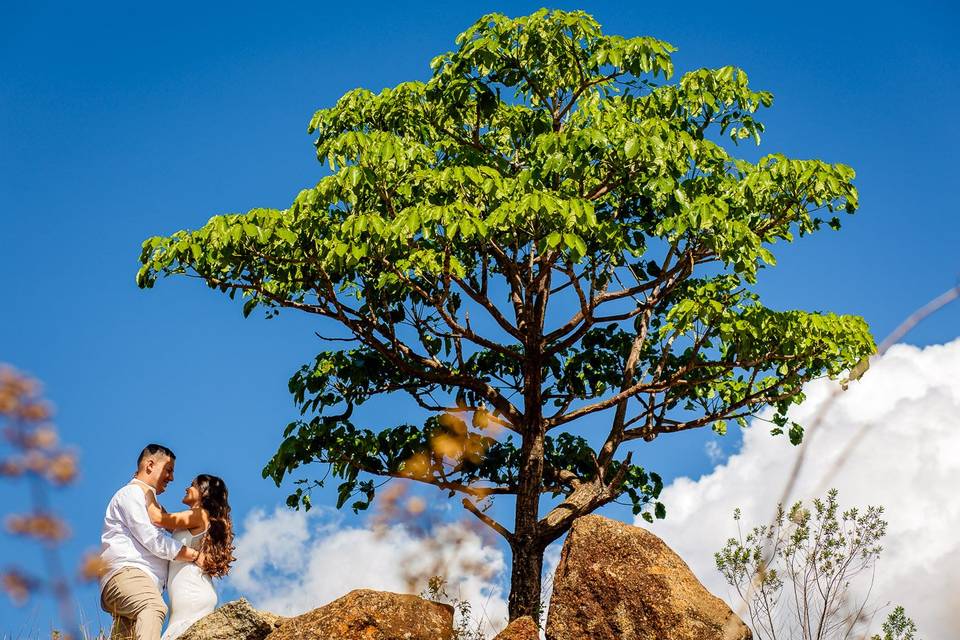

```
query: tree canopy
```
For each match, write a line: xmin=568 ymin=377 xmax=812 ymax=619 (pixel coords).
xmin=137 ymin=9 xmax=875 ymax=619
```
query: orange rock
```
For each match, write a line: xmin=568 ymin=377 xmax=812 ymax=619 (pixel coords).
xmin=266 ymin=589 xmax=453 ymax=640
xmin=493 ymin=616 xmax=539 ymax=639
xmin=546 ymin=515 xmax=751 ymax=640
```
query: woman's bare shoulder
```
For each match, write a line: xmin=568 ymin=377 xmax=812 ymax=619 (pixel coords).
xmin=193 ymin=506 xmax=211 ymax=533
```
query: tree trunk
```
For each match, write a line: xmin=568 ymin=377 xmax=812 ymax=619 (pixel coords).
xmin=509 ymin=423 xmax=545 ymax=620
xmin=508 ymin=260 xmax=550 ymax=621
xmin=508 ymin=535 xmax=544 ymax=621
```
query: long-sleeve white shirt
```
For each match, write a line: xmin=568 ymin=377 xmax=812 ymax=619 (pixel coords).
xmin=98 ymin=481 xmax=183 ymax=594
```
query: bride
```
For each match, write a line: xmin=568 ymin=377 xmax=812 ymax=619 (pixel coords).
xmin=146 ymin=474 xmax=235 ymax=640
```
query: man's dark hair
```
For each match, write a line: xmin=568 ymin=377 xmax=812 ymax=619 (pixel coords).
xmin=137 ymin=443 xmax=176 ymax=467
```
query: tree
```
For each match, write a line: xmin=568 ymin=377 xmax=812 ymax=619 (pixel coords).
xmin=137 ymin=10 xmax=875 ymax=619
xmin=715 ymin=490 xmax=913 ymax=640
xmin=872 ymin=607 xmax=920 ymax=640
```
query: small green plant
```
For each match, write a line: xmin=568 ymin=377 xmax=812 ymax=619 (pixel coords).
xmin=871 ymin=606 xmax=920 ymax=640
xmin=715 ymin=489 xmax=920 ymax=640
xmin=421 ymin=575 xmax=490 ymax=640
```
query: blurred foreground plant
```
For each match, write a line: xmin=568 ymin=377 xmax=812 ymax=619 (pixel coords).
xmin=373 ymin=483 xmax=507 ymax=635
xmin=0 ymin=366 xmax=103 ymax=638
xmin=716 ymin=489 xmax=920 ymax=640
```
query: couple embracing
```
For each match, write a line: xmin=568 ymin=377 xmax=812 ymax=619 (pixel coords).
xmin=98 ymin=444 xmax=235 ymax=640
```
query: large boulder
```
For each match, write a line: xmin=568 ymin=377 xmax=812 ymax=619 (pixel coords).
xmin=177 ymin=598 xmax=284 ymax=640
xmin=493 ymin=616 xmax=539 ymax=639
xmin=265 ymin=589 xmax=454 ymax=640
xmin=546 ymin=515 xmax=751 ymax=640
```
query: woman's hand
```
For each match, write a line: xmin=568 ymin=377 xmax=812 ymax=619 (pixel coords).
xmin=173 ymin=545 xmax=199 ymax=563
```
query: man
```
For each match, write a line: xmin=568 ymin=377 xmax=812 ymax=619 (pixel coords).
xmin=99 ymin=444 xmax=202 ymax=640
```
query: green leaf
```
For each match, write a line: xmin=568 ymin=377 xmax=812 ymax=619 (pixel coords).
xmin=789 ymin=422 xmax=804 ymax=446
xmin=277 ymin=229 xmax=298 ymax=244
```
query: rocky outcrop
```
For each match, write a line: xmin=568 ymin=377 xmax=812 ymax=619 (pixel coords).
xmin=546 ymin=515 xmax=751 ymax=640
xmin=177 ymin=598 xmax=284 ymax=640
xmin=493 ymin=616 xmax=539 ymax=639
xmin=265 ymin=589 xmax=454 ymax=640
xmin=174 ymin=518 xmax=751 ymax=640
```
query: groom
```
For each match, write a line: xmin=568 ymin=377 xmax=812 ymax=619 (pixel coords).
xmin=98 ymin=444 xmax=203 ymax=640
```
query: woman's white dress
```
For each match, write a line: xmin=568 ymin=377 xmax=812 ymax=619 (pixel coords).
xmin=161 ymin=529 xmax=216 ymax=640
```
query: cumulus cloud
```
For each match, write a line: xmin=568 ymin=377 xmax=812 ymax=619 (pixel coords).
xmin=229 ymin=506 xmax=510 ymax=635
xmin=644 ymin=338 xmax=960 ymax=638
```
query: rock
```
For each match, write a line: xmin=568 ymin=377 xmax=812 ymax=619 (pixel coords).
xmin=265 ymin=589 xmax=454 ymax=640
xmin=258 ymin=610 xmax=286 ymax=631
xmin=546 ymin=515 xmax=751 ymax=640
xmin=177 ymin=598 xmax=284 ymax=640
xmin=493 ymin=616 xmax=539 ymax=639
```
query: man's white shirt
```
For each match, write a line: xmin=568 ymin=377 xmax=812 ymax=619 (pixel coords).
xmin=99 ymin=481 xmax=182 ymax=594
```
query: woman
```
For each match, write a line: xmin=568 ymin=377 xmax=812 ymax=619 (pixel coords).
xmin=146 ymin=474 xmax=235 ymax=640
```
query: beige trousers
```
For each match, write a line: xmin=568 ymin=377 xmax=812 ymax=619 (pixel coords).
xmin=100 ymin=567 xmax=168 ymax=640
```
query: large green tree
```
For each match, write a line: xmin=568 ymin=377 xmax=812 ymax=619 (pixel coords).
xmin=138 ymin=10 xmax=874 ymax=620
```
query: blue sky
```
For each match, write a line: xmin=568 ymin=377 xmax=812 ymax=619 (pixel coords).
xmin=2 ymin=0 xmax=958 ymax=633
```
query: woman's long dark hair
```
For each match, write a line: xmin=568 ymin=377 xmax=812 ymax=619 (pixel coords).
xmin=194 ymin=474 xmax=235 ymax=578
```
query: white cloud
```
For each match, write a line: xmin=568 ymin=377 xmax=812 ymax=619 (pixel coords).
xmin=537 ymin=541 xmax=562 ymax=638
xmin=540 ymin=542 xmax=562 ymax=608
xmin=704 ymin=439 xmax=726 ymax=465
xmin=644 ymin=338 xmax=960 ymax=638
xmin=229 ymin=507 xmax=510 ymax=635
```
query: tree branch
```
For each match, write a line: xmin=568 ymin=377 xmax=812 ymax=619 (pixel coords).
xmin=462 ymin=498 xmax=514 ymax=543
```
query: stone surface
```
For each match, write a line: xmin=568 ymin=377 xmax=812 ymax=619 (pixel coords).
xmin=178 ymin=598 xmax=284 ymax=640
xmin=265 ymin=589 xmax=454 ymax=640
xmin=493 ymin=616 xmax=539 ymax=639
xmin=546 ymin=515 xmax=751 ymax=640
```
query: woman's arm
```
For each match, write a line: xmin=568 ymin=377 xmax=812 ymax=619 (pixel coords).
xmin=119 ymin=486 xmax=184 ymax=560
xmin=145 ymin=493 xmax=203 ymax=531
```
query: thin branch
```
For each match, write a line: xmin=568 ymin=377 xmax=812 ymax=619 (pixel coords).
xmin=461 ymin=497 xmax=514 ymax=543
